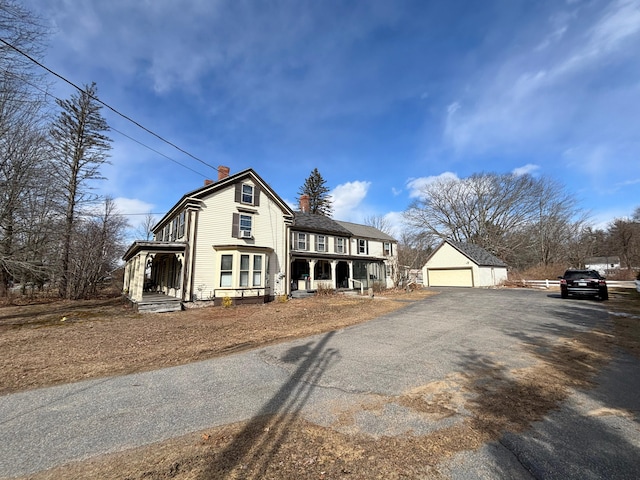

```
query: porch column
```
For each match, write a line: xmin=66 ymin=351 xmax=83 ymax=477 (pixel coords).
xmin=330 ymin=260 xmax=338 ymax=289
xmin=130 ymin=254 xmax=144 ymax=302
xmin=309 ymin=259 xmax=317 ymax=290
xmin=348 ymin=260 xmax=354 ymax=287
xmin=123 ymin=262 xmax=131 ymax=294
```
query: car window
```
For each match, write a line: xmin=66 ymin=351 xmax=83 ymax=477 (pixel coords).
xmin=564 ymin=271 xmax=598 ymax=280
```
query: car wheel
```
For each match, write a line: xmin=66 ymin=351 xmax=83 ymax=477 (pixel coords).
xmin=599 ymin=288 xmax=608 ymax=301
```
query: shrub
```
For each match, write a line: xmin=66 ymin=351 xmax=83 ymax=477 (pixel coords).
xmin=315 ymin=283 xmax=335 ymax=296
xmin=221 ymin=296 xmax=233 ymax=308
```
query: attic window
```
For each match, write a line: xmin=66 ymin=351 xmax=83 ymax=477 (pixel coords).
xmin=242 ymin=184 xmax=254 ymax=204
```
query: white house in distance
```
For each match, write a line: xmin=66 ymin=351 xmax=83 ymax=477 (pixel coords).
xmin=122 ymin=167 xmax=397 ymax=310
xmin=584 ymin=256 xmax=621 ymax=275
xmin=422 ymin=240 xmax=508 ymax=288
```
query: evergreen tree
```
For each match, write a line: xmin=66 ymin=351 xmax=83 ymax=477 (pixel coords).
xmin=297 ymin=168 xmax=333 ymax=216
xmin=49 ymin=82 xmax=112 ymax=298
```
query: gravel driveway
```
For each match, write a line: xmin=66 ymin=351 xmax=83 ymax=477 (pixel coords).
xmin=1 ymin=288 xmax=638 ymax=478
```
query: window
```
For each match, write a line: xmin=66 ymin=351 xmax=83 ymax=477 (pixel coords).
xmin=171 ymin=217 xmax=178 ymax=241
xmin=296 ymin=233 xmax=307 ymax=250
xmin=220 ymin=255 xmax=233 ymax=287
xmin=241 ymin=184 xmax=254 ymax=204
xmin=240 ymin=214 xmax=252 ymax=235
xmin=163 ymin=225 xmax=170 ymax=241
xmin=240 ymin=254 xmax=250 ymax=287
xmin=335 ymin=237 xmax=345 ymax=254
xmin=253 ymin=255 xmax=262 ymax=286
xmin=358 ymin=239 xmax=368 ymax=254
xmin=316 ymin=235 xmax=326 ymax=252
xmin=384 ymin=242 xmax=391 ymax=256
xmin=178 ymin=211 xmax=186 ymax=238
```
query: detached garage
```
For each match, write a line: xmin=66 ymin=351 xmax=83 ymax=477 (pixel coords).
xmin=422 ymin=240 xmax=508 ymax=288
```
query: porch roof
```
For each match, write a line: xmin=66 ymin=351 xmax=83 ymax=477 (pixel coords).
xmin=122 ymin=241 xmax=186 ymax=261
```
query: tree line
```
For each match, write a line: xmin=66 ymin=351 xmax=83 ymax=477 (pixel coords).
xmin=298 ymin=166 xmax=640 ymax=283
xmin=1 ymin=1 xmax=126 ymax=299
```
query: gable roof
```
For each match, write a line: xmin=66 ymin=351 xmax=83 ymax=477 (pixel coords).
xmin=336 ymin=221 xmax=396 ymax=242
xmin=293 ymin=212 xmax=353 ymax=236
xmin=437 ymin=240 xmax=507 ymax=267
xmin=154 ymin=168 xmax=294 ymax=231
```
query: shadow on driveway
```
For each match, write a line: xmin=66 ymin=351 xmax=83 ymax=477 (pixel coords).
xmin=200 ymin=331 xmax=339 ymax=478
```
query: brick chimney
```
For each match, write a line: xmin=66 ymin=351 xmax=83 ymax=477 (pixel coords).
xmin=204 ymin=179 xmax=214 ymax=186
xmin=218 ymin=165 xmax=230 ymax=181
xmin=300 ymin=194 xmax=310 ymax=213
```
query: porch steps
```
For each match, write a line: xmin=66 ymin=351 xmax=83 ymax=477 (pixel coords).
xmin=134 ymin=293 xmax=183 ymax=313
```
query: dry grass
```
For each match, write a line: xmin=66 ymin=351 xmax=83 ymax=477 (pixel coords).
xmin=7 ymin=288 xmax=640 ymax=480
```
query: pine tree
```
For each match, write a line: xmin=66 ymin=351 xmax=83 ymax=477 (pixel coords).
xmin=297 ymin=168 xmax=333 ymax=216
xmin=49 ymin=82 xmax=112 ymax=298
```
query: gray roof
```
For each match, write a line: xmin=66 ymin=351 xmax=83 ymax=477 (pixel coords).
xmin=446 ymin=240 xmax=507 ymax=267
xmin=293 ymin=212 xmax=353 ymax=236
xmin=335 ymin=221 xmax=396 ymax=242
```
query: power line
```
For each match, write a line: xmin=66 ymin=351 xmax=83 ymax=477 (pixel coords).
xmin=0 ymin=36 xmax=219 ymax=174
xmin=5 ymin=67 xmax=210 ymax=178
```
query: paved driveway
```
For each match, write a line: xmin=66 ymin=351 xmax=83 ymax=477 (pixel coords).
xmin=1 ymin=288 xmax=639 ymax=478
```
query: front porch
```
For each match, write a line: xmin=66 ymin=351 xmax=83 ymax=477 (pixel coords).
xmin=290 ymin=257 xmax=387 ymax=292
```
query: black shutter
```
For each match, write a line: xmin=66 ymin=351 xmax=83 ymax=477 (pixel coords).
xmin=254 ymin=186 xmax=260 ymax=206
xmin=232 ymin=213 xmax=239 ymax=238
xmin=234 ymin=183 xmax=242 ymax=203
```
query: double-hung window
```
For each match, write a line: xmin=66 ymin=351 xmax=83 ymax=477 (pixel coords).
xmin=220 ymin=255 xmax=233 ymax=287
xmin=358 ymin=239 xmax=368 ymax=254
xmin=384 ymin=242 xmax=391 ymax=256
xmin=296 ymin=233 xmax=307 ymax=250
xmin=241 ymin=184 xmax=254 ymax=204
xmin=240 ymin=214 xmax=252 ymax=235
xmin=178 ymin=212 xmax=186 ymax=238
xmin=253 ymin=255 xmax=262 ymax=286
xmin=335 ymin=237 xmax=345 ymax=254
xmin=239 ymin=254 xmax=250 ymax=287
xmin=316 ymin=235 xmax=326 ymax=252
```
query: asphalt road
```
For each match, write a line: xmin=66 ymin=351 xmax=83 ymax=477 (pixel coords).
xmin=1 ymin=288 xmax=639 ymax=478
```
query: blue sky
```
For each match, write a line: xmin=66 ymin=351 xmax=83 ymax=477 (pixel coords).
xmin=23 ymin=0 xmax=640 ymax=237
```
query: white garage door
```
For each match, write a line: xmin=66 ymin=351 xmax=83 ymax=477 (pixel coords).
xmin=427 ymin=268 xmax=473 ymax=287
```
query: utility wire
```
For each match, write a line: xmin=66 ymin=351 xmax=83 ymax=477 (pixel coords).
xmin=0 ymin=36 xmax=219 ymax=174
xmin=5 ymin=67 xmax=210 ymax=179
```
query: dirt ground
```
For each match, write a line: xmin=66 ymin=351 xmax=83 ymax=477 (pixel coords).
xmin=3 ymin=288 xmax=640 ymax=479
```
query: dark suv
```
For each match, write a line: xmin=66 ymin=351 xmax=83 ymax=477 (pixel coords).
xmin=559 ymin=269 xmax=608 ymax=300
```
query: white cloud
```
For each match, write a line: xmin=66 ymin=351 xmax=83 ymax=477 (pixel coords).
xmin=444 ymin=0 xmax=640 ymax=156
xmin=113 ymin=197 xmax=156 ymax=216
xmin=381 ymin=211 xmax=405 ymax=238
xmin=329 ymin=181 xmax=371 ymax=221
xmin=512 ymin=164 xmax=540 ymax=176
xmin=406 ymin=172 xmax=459 ymax=198
xmin=392 ymin=187 xmax=403 ymax=196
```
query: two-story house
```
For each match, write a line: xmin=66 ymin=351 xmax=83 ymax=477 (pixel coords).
xmin=122 ymin=167 xmax=397 ymax=309
xmin=290 ymin=198 xmax=396 ymax=292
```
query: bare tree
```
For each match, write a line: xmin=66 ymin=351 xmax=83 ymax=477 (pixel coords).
xmin=0 ymin=0 xmax=51 ymax=296
xmin=49 ymin=82 xmax=112 ymax=298
xmin=404 ymin=172 xmax=584 ymax=270
xmin=135 ymin=212 xmax=158 ymax=241
xmin=66 ymin=198 xmax=128 ymax=299
xmin=608 ymin=218 xmax=640 ymax=271
xmin=363 ymin=214 xmax=393 ymax=235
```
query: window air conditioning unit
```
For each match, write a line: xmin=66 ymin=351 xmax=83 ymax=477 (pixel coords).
xmin=240 ymin=230 xmax=252 ymax=239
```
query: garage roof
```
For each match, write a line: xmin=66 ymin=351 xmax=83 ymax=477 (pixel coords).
xmin=441 ymin=240 xmax=507 ymax=267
